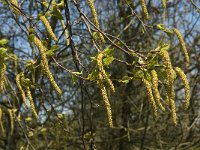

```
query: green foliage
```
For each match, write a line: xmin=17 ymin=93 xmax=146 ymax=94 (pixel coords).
xmin=71 ymin=71 xmax=82 ymax=84
xmin=103 ymin=56 xmax=114 ymax=67
xmin=46 ymin=45 xmax=60 ymax=57
xmin=119 ymin=76 xmax=133 ymax=83
xmin=53 ymin=6 xmax=63 ymax=20
xmin=0 ymin=39 xmax=8 ymax=46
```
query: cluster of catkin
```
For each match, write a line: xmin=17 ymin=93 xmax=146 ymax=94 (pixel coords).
xmin=143 ymin=69 xmax=166 ymax=118
xmin=16 ymin=73 xmax=39 ymax=119
xmin=42 ymin=0 xmax=70 ymax=46
xmin=144 ymin=45 xmax=190 ymax=125
xmin=158 ymin=48 xmax=177 ymax=124
xmin=96 ymin=52 xmax=115 ymax=127
xmin=144 ymin=28 xmax=190 ymax=124
xmin=143 ymin=65 xmax=190 ymax=125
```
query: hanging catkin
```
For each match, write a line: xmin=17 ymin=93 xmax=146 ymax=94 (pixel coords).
xmin=97 ymin=77 xmax=113 ymax=128
xmin=143 ymin=78 xmax=157 ymax=118
xmin=33 ymin=37 xmax=62 ymax=95
xmin=40 ymin=15 xmax=58 ymax=42
xmin=87 ymin=0 xmax=105 ymax=43
xmin=175 ymin=67 xmax=190 ymax=109
xmin=139 ymin=0 xmax=149 ymax=19
xmin=159 ymin=48 xmax=177 ymax=124
xmin=96 ymin=53 xmax=114 ymax=127
xmin=60 ymin=20 xmax=70 ymax=46
xmin=173 ymin=28 xmax=189 ymax=63
xmin=97 ymin=53 xmax=115 ymax=93
xmin=159 ymin=48 xmax=176 ymax=100
xmin=26 ymin=86 xmax=39 ymax=119
xmin=16 ymin=73 xmax=28 ymax=109
xmin=8 ymin=109 xmax=14 ymax=135
xmin=0 ymin=63 xmax=6 ymax=92
xmin=162 ymin=0 xmax=166 ymax=9
xmin=0 ymin=108 xmax=5 ymax=134
xmin=151 ymin=70 xmax=165 ymax=111
xmin=9 ymin=0 xmax=20 ymax=17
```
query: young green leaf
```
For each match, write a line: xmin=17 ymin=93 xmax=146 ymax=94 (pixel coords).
xmin=103 ymin=56 xmax=114 ymax=67
xmin=53 ymin=6 xmax=63 ymax=20
xmin=0 ymin=39 xmax=8 ymax=46
xmin=103 ymin=47 xmax=114 ymax=56
xmin=119 ymin=76 xmax=133 ymax=84
xmin=50 ymin=45 xmax=60 ymax=51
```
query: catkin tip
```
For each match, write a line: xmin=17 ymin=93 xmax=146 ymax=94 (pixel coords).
xmin=169 ymin=98 xmax=177 ymax=125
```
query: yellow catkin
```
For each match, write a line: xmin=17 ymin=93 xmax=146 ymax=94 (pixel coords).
xmin=10 ymin=0 xmax=18 ymax=7
xmin=175 ymin=67 xmax=190 ymax=109
xmin=39 ymin=15 xmax=58 ymax=42
xmin=8 ymin=109 xmax=14 ymax=135
xmin=173 ymin=28 xmax=189 ymax=63
xmin=159 ymin=48 xmax=176 ymax=99
xmin=162 ymin=0 xmax=166 ymax=9
xmin=159 ymin=48 xmax=177 ymax=124
xmin=16 ymin=73 xmax=28 ymax=109
xmin=165 ymin=79 xmax=177 ymax=125
xmin=158 ymin=49 xmax=173 ymax=73
xmin=13 ymin=55 xmax=18 ymax=73
xmin=143 ymin=78 xmax=157 ymax=118
xmin=26 ymin=86 xmax=39 ymax=119
xmin=139 ymin=0 xmax=149 ymax=19
xmin=0 ymin=108 xmax=5 ymax=134
xmin=97 ymin=74 xmax=113 ymax=128
xmin=0 ymin=63 xmax=6 ymax=91
xmin=87 ymin=0 xmax=105 ymax=43
xmin=33 ymin=37 xmax=62 ymax=95
xmin=170 ymin=84 xmax=177 ymax=125
xmin=165 ymin=91 xmax=170 ymax=105
xmin=60 ymin=20 xmax=70 ymax=46
xmin=9 ymin=0 xmax=19 ymax=17
xmin=97 ymin=53 xmax=115 ymax=93
xmin=151 ymin=70 xmax=165 ymax=111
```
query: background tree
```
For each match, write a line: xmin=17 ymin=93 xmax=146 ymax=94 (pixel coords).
xmin=0 ymin=0 xmax=200 ymax=150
